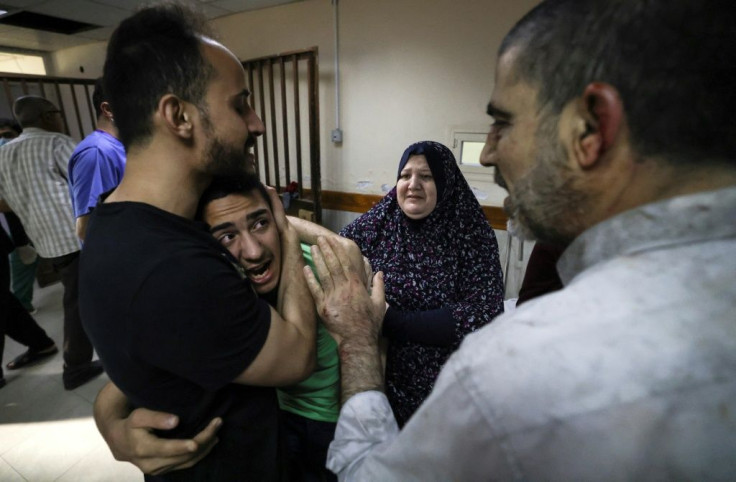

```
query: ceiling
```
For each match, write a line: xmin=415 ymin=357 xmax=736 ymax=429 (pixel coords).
xmin=0 ymin=0 xmax=302 ymax=53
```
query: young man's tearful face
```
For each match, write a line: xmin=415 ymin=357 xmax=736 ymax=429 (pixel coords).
xmin=205 ymin=191 xmax=282 ymax=295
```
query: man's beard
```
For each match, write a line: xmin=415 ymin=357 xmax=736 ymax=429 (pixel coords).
xmin=504 ymin=114 xmax=589 ymax=246
xmin=200 ymin=109 xmax=253 ymax=178
xmin=204 ymin=136 xmax=250 ymax=177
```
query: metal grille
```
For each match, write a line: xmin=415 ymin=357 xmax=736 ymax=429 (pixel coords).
xmin=0 ymin=73 xmax=96 ymax=141
xmin=243 ymin=47 xmax=321 ymax=223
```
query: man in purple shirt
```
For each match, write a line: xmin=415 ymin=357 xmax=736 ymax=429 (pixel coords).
xmin=68 ymin=77 xmax=126 ymax=241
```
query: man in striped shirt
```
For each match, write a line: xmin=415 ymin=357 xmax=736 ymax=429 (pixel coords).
xmin=0 ymin=95 xmax=103 ymax=390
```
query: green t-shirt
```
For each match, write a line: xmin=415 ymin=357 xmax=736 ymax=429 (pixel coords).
xmin=276 ymin=243 xmax=340 ymax=422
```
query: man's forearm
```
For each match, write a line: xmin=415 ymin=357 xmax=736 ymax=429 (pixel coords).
xmin=94 ymin=382 xmax=132 ymax=446
xmin=338 ymin=339 xmax=384 ymax=403
xmin=287 ymin=215 xmax=334 ymax=245
xmin=76 ymin=215 xmax=90 ymax=241
xmin=289 ymin=216 xmax=370 ymax=285
xmin=278 ymin=225 xmax=317 ymax=346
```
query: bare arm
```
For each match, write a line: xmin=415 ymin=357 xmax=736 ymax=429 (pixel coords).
xmin=76 ymin=215 xmax=90 ymax=241
xmin=289 ymin=215 xmax=371 ymax=287
xmin=232 ymin=187 xmax=317 ymax=386
xmin=93 ymin=382 xmax=221 ymax=475
xmin=305 ymin=236 xmax=386 ymax=403
xmin=287 ymin=215 xmax=336 ymax=245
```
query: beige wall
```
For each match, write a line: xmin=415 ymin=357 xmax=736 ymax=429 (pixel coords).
xmin=48 ymin=0 xmax=540 ymax=206
xmin=48 ymin=42 xmax=106 ymax=80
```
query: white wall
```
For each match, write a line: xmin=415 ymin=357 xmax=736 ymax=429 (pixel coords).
xmin=48 ymin=0 xmax=540 ymax=206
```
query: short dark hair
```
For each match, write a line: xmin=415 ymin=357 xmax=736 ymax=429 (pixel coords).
xmin=91 ymin=77 xmax=107 ymax=119
xmin=12 ymin=96 xmax=58 ymax=128
xmin=0 ymin=117 xmax=21 ymax=135
xmin=500 ymin=0 xmax=736 ymax=166
xmin=103 ymin=2 xmax=215 ymax=150
xmin=196 ymin=173 xmax=272 ymax=222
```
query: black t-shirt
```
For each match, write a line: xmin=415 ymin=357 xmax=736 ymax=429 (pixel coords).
xmin=80 ymin=201 xmax=283 ymax=481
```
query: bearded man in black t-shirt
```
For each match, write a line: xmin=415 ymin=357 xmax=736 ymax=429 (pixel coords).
xmin=79 ymin=4 xmax=322 ymax=481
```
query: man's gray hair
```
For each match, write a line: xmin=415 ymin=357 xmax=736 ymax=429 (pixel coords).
xmin=500 ymin=0 xmax=736 ymax=167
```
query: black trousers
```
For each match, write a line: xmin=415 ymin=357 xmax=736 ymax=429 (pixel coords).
xmin=1 ymin=248 xmax=55 ymax=378
xmin=48 ymin=251 xmax=94 ymax=369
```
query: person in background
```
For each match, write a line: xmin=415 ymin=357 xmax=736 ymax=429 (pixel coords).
xmin=339 ymin=140 xmax=505 ymax=426
xmin=1 ymin=212 xmax=57 ymax=389
xmin=68 ymin=77 xmax=126 ymax=241
xmin=0 ymin=117 xmax=20 ymax=144
xmin=302 ymin=0 xmax=736 ymax=479
xmin=514 ymin=242 xmax=564 ymax=306
xmin=0 ymin=118 xmax=39 ymax=314
xmin=0 ymin=97 xmax=102 ymax=391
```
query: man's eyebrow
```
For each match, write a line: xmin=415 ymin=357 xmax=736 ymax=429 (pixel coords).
xmin=234 ymin=89 xmax=251 ymax=100
xmin=209 ymin=221 xmax=234 ymax=233
xmin=245 ymin=208 xmax=269 ymax=221
xmin=486 ymin=102 xmax=512 ymax=119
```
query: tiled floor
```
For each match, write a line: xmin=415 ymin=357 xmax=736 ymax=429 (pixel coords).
xmin=1 ymin=281 xmax=141 ymax=481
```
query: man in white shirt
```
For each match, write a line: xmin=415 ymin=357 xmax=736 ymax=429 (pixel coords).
xmin=307 ymin=0 xmax=736 ymax=479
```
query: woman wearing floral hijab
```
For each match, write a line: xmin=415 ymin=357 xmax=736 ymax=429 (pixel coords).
xmin=340 ymin=140 xmax=505 ymax=426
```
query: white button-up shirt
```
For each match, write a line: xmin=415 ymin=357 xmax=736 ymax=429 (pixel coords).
xmin=327 ymin=186 xmax=736 ymax=481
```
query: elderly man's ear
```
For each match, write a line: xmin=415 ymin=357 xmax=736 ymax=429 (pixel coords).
xmin=571 ymin=82 xmax=624 ymax=169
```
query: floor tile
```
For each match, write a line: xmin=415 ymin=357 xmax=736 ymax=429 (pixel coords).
xmin=57 ymin=444 xmax=142 ymax=482
xmin=1 ymin=281 xmax=140 ymax=481
xmin=2 ymin=418 xmax=101 ymax=481
xmin=0 ymin=456 xmax=25 ymax=482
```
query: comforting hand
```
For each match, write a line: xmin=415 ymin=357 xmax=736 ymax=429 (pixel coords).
xmin=305 ymin=236 xmax=385 ymax=344
xmin=305 ymin=236 xmax=387 ymax=402
xmin=105 ymin=408 xmax=222 ymax=475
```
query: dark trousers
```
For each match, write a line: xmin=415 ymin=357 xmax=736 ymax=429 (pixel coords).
xmin=283 ymin=410 xmax=338 ymax=482
xmin=1 ymin=250 xmax=55 ymax=378
xmin=48 ymin=251 xmax=94 ymax=369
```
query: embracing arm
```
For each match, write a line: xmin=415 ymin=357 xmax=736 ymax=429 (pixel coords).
xmin=287 ymin=215 xmax=335 ymax=245
xmin=93 ymin=382 xmax=221 ymax=475
xmin=232 ymin=188 xmax=317 ymax=387
xmin=288 ymin=215 xmax=370 ymax=286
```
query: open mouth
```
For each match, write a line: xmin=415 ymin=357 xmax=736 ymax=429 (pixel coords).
xmin=246 ymin=261 xmax=272 ymax=283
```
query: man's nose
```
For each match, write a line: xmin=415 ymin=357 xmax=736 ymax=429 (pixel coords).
xmin=239 ymin=235 xmax=263 ymax=261
xmin=247 ymin=110 xmax=265 ymax=138
xmin=479 ymin=131 xmax=497 ymax=166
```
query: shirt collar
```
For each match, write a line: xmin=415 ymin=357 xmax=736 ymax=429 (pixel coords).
xmin=557 ymin=186 xmax=736 ymax=285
